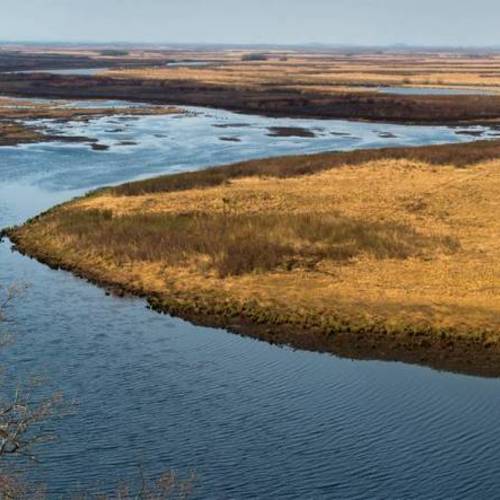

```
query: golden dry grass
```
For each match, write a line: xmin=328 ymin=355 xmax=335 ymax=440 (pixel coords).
xmin=105 ymin=52 xmax=500 ymax=93
xmin=9 ymin=156 xmax=500 ymax=340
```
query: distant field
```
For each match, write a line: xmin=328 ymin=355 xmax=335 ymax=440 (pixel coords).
xmin=2 ymin=49 xmax=500 ymax=124
xmin=6 ymin=140 xmax=500 ymax=376
xmin=104 ymin=52 xmax=500 ymax=93
xmin=3 ymin=46 xmax=500 ymax=92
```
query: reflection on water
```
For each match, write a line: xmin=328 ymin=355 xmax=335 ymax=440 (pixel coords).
xmin=1 ymin=103 xmax=500 ymax=498
xmin=9 ymin=67 xmax=110 ymax=76
xmin=378 ymin=86 xmax=498 ymax=96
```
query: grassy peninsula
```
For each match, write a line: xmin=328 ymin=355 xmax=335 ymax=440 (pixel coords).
xmin=4 ymin=140 xmax=500 ymax=376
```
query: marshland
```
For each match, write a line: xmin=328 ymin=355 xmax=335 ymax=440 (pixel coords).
xmin=2 ymin=18 xmax=500 ymax=499
xmin=2 ymin=49 xmax=500 ymax=124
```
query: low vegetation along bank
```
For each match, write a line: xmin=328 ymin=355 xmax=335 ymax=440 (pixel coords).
xmin=4 ymin=141 xmax=500 ymax=376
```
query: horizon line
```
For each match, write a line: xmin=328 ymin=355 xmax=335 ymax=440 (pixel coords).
xmin=1 ymin=40 xmax=500 ymax=51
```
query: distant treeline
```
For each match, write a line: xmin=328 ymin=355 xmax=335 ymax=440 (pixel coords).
xmin=241 ymin=53 xmax=268 ymax=61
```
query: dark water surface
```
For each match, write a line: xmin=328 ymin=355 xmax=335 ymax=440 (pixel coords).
xmin=1 ymin=103 xmax=500 ymax=498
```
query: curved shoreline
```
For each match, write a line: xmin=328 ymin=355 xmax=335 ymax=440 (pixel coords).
xmin=3 ymin=232 xmax=499 ymax=379
xmin=0 ymin=231 xmax=497 ymax=379
xmin=4 ymin=140 xmax=500 ymax=378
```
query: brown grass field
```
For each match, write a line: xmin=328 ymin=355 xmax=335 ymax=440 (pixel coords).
xmin=5 ymin=140 xmax=500 ymax=376
xmin=105 ymin=51 xmax=500 ymax=93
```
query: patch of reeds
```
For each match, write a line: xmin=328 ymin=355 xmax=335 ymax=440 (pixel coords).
xmin=51 ymin=209 xmax=459 ymax=277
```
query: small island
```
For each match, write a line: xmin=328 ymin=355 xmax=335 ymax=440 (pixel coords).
xmin=4 ymin=139 xmax=500 ymax=377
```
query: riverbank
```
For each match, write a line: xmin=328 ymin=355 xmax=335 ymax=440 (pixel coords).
xmin=4 ymin=140 xmax=500 ymax=377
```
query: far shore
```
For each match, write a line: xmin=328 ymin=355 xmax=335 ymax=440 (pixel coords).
xmin=2 ymin=49 xmax=500 ymax=127
xmin=4 ymin=140 xmax=500 ymax=377
xmin=2 ymin=72 xmax=500 ymax=126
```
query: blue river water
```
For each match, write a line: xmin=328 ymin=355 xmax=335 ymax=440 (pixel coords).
xmin=377 ymin=86 xmax=497 ymax=96
xmin=1 ymin=102 xmax=499 ymax=498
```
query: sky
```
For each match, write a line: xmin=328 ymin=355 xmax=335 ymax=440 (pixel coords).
xmin=1 ymin=0 xmax=499 ymax=47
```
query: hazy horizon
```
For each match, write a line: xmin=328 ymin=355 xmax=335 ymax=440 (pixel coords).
xmin=1 ymin=0 xmax=499 ymax=47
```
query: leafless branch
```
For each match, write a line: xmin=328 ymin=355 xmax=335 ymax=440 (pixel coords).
xmin=0 ymin=283 xmax=64 ymax=462
xmin=0 ymin=388 xmax=63 ymax=459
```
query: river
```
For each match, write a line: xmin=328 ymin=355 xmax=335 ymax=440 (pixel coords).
xmin=1 ymin=102 xmax=500 ymax=498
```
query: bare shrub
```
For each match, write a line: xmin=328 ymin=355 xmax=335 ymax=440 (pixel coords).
xmin=0 ymin=285 xmax=64 ymax=499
